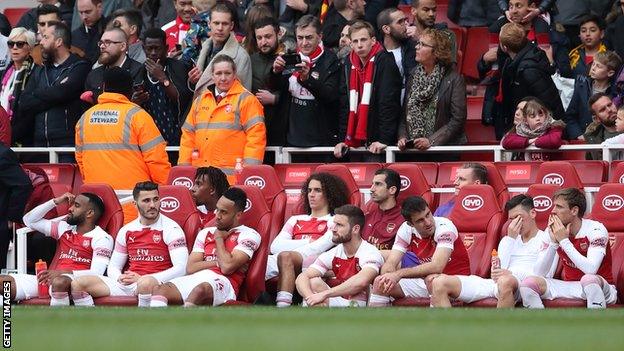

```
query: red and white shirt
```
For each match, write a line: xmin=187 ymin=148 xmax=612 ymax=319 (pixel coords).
xmin=22 ymin=200 xmax=113 ymax=277
xmin=362 ymin=204 xmax=404 ymax=250
xmin=392 ymin=217 xmax=470 ymax=275
xmin=162 ymin=16 xmax=190 ymax=52
xmin=270 ymin=214 xmax=334 ymax=256
xmin=109 ymin=214 xmax=188 ymax=283
xmin=192 ymin=225 xmax=261 ymax=295
xmin=309 ymin=240 xmax=383 ymax=301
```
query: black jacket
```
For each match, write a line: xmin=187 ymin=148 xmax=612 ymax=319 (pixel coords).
xmin=338 ymin=50 xmax=402 ymax=146
xmin=564 ymin=75 xmax=613 ymax=140
xmin=501 ymin=42 xmax=565 ymax=130
xmin=0 ymin=144 xmax=32 ymax=225
xmin=19 ymin=53 xmax=91 ymax=147
xmin=85 ymin=57 xmax=146 ymax=102
xmin=321 ymin=7 xmax=348 ymax=50
xmin=606 ymin=15 xmax=624 ymax=62
xmin=251 ymin=51 xmax=281 ymax=146
xmin=71 ymin=18 xmax=106 ymax=63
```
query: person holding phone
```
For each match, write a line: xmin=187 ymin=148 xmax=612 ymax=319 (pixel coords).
xmin=161 ymin=0 xmax=195 ymax=57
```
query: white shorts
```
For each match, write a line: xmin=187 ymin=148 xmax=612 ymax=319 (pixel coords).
xmin=265 ymin=253 xmax=319 ymax=281
xmin=9 ymin=273 xmax=75 ymax=301
xmin=543 ymin=278 xmax=618 ymax=304
xmin=328 ymin=297 xmax=367 ymax=307
xmin=398 ymin=278 xmax=429 ymax=298
xmin=456 ymin=275 xmax=521 ymax=303
xmin=100 ymin=275 xmax=138 ymax=297
xmin=169 ymin=270 xmax=235 ymax=306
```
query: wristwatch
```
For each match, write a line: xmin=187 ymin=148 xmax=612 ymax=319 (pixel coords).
xmin=162 ymin=79 xmax=171 ymax=87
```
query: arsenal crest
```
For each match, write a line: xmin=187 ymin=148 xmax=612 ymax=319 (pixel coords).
xmin=82 ymin=239 xmax=90 ymax=248
xmin=225 ymin=104 xmax=232 ymax=113
xmin=462 ymin=234 xmax=474 ymax=249
xmin=386 ymin=223 xmax=396 ymax=233
xmin=580 ymin=241 xmax=588 ymax=251
xmin=317 ymin=223 xmax=327 ymax=232
xmin=153 ymin=233 xmax=162 ymax=243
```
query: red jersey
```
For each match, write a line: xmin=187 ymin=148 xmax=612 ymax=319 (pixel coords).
xmin=162 ymin=16 xmax=190 ymax=52
xmin=362 ymin=204 xmax=404 ymax=250
xmin=51 ymin=223 xmax=113 ymax=271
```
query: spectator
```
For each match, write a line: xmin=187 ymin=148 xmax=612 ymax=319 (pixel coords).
xmin=606 ymin=1 xmax=624 ymax=60
xmin=434 ymin=162 xmax=487 ymax=217
xmin=502 ymin=97 xmax=565 ymax=161
xmin=336 ymin=22 xmax=352 ymax=60
xmin=192 ymin=3 xmax=252 ymax=95
xmin=71 ymin=0 xmax=105 ymax=62
xmin=162 ymin=0 xmax=196 ymax=56
xmin=278 ymin=0 xmax=324 ymax=28
xmin=134 ymin=28 xmax=193 ymax=150
xmin=110 ymin=8 xmax=147 ymax=63
xmin=407 ymin=0 xmax=456 ymax=60
xmin=0 ymin=13 xmax=11 ymax=37
xmin=142 ymin=0 xmax=177 ymax=31
xmin=28 ymin=5 xmax=86 ymax=65
xmin=449 ymin=0 xmax=502 ymax=27
xmin=554 ymin=0 xmax=591 ymax=48
xmin=377 ymin=7 xmax=415 ymax=101
xmin=71 ymin=0 xmax=133 ymax=31
xmin=498 ymin=0 xmax=554 ymax=23
xmin=272 ymin=15 xmax=341 ymax=152
xmin=0 ymin=28 xmax=36 ymax=146
xmin=321 ymin=0 xmax=365 ymax=50
xmin=243 ymin=4 xmax=274 ymax=55
xmin=498 ymin=22 xmax=564 ymax=139
xmin=180 ymin=0 xmax=214 ymax=64
xmin=569 ymin=15 xmax=607 ymax=78
xmin=179 ymin=55 xmax=266 ymax=184
xmin=334 ymin=20 xmax=401 ymax=162
xmin=586 ymin=93 xmax=623 ymax=160
xmin=564 ymin=51 xmax=622 ymax=140
xmin=16 ymin=0 xmax=73 ymax=33
xmin=19 ymin=21 xmax=90 ymax=163
xmin=83 ymin=28 xmax=145 ymax=104
xmin=601 ymin=105 xmax=624 ymax=160
xmin=397 ymin=28 xmax=466 ymax=160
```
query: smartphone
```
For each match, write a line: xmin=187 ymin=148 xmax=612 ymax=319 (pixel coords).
xmin=175 ymin=43 xmax=182 ymax=51
xmin=405 ymin=139 xmax=415 ymax=148
xmin=283 ymin=53 xmax=302 ymax=66
xmin=132 ymin=82 xmax=145 ymax=92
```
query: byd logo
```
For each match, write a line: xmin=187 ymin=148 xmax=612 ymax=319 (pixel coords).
xmin=462 ymin=195 xmax=483 ymax=211
xmin=160 ymin=196 xmax=180 ymax=213
xmin=400 ymin=176 xmax=411 ymax=190
xmin=602 ymin=195 xmax=624 ymax=211
xmin=245 ymin=176 xmax=266 ymax=189
xmin=172 ymin=177 xmax=193 ymax=189
xmin=542 ymin=173 xmax=564 ymax=186
xmin=244 ymin=199 xmax=252 ymax=212
xmin=533 ymin=195 xmax=553 ymax=212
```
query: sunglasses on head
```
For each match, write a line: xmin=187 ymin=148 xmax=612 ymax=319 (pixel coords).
xmin=7 ymin=41 xmax=28 ymax=49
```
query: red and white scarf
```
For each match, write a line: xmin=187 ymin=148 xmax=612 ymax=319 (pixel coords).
xmin=345 ymin=41 xmax=383 ymax=147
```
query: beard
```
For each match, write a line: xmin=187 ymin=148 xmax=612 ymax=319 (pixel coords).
xmin=98 ymin=51 xmax=121 ymax=66
xmin=66 ymin=213 xmax=84 ymax=226
xmin=41 ymin=46 xmax=55 ymax=63
xmin=138 ymin=207 xmax=159 ymax=221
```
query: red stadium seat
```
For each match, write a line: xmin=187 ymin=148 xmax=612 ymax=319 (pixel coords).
xmin=526 ymin=184 xmax=560 ymax=229
xmin=23 ymin=163 xmax=80 ymax=193
xmin=3 ymin=8 xmax=29 ymax=27
xmin=335 ymin=162 xmax=382 ymax=189
xmin=237 ymin=165 xmax=287 ymax=242
xmin=385 ymin=163 xmax=434 ymax=207
xmin=535 ymin=161 xmax=583 ymax=189
xmin=495 ymin=161 xmax=541 ymax=189
xmin=609 ymin=161 xmax=624 ymax=183
xmin=158 ymin=185 xmax=202 ymax=251
xmin=436 ymin=162 xmax=508 ymax=210
xmin=315 ymin=164 xmax=362 ymax=208
xmin=435 ymin=4 xmax=458 ymax=28
xmin=450 ymin=27 xmax=466 ymax=55
xmin=273 ymin=163 xmax=321 ymax=219
xmin=166 ymin=165 xmax=197 ymax=189
xmin=461 ymin=27 xmax=489 ymax=81
xmin=466 ymin=96 xmax=483 ymax=121
xmin=571 ymin=161 xmax=608 ymax=187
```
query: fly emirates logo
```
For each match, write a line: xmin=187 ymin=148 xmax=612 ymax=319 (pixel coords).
xmin=130 ymin=249 xmax=166 ymax=262
xmin=59 ymin=248 xmax=92 ymax=263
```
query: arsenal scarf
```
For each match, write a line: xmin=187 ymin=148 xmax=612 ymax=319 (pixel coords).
xmin=292 ymin=44 xmax=324 ymax=80
xmin=345 ymin=41 xmax=383 ymax=147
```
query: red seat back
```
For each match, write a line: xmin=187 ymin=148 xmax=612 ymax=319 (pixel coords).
xmin=609 ymin=161 xmax=624 ymax=183
xmin=315 ymin=164 xmax=362 ymax=207
xmin=448 ymin=185 xmax=503 ymax=277
xmin=237 ymin=165 xmax=286 ymax=241
xmin=535 ymin=161 xmax=583 ymax=189
xmin=79 ymin=183 xmax=124 ymax=238
xmin=466 ymin=96 xmax=483 ymax=121
xmin=526 ymin=184 xmax=560 ymax=229
xmin=495 ymin=161 xmax=541 ymax=189
xmin=273 ymin=163 xmax=321 ymax=220
xmin=461 ymin=27 xmax=489 ymax=81
xmin=23 ymin=163 xmax=78 ymax=192
xmin=236 ymin=185 xmax=271 ymax=303
xmin=571 ymin=160 xmax=608 ymax=187
xmin=3 ymin=8 xmax=30 ymax=26
xmin=450 ymin=27 xmax=466 ymax=55
xmin=158 ymin=185 xmax=202 ymax=252
xmin=386 ymin=163 xmax=433 ymax=207
xmin=334 ymin=162 xmax=382 ymax=189
xmin=166 ymin=165 xmax=198 ymax=189
xmin=437 ymin=162 xmax=508 ymax=210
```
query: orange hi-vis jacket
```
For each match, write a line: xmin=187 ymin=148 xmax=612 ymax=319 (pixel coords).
xmin=75 ymin=93 xmax=171 ymax=222
xmin=179 ymin=79 xmax=266 ymax=184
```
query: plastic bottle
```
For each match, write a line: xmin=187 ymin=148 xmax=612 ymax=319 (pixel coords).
xmin=491 ymin=249 xmax=501 ymax=271
xmin=234 ymin=158 xmax=243 ymax=183
xmin=35 ymin=259 xmax=50 ymax=298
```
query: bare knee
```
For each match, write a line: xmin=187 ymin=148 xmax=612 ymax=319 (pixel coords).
xmin=580 ymin=274 xmax=602 ymax=288
xmin=187 ymin=283 xmax=214 ymax=305
xmin=310 ymin=277 xmax=327 ymax=292
xmin=277 ymin=251 xmax=296 ymax=270
xmin=431 ymin=275 xmax=452 ymax=296
xmin=520 ymin=276 xmax=546 ymax=295
xmin=51 ymin=276 xmax=72 ymax=292
xmin=137 ymin=276 xmax=159 ymax=294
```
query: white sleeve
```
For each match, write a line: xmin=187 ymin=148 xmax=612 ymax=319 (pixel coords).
xmin=73 ymin=234 xmax=114 ymax=278
xmin=497 ymin=236 xmax=516 ymax=269
xmin=433 ymin=225 xmax=458 ymax=250
xmin=22 ymin=200 xmax=69 ymax=239
xmin=233 ymin=229 xmax=261 ymax=259
xmin=107 ymin=230 xmax=128 ymax=281
xmin=360 ymin=248 xmax=384 ymax=274
xmin=308 ymin=249 xmax=335 ymax=275
xmin=191 ymin=229 xmax=209 ymax=254
xmin=295 ymin=230 xmax=335 ymax=257
xmin=602 ymin=134 xmax=624 ymax=145
xmin=391 ymin=222 xmax=413 ymax=253
xmin=533 ymin=230 xmax=559 ymax=276
xmin=270 ymin=217 xmax=309 ymax=254
xmin=559 ymin=226 xmax=608 ymax=274
xmin=148 ymin=226 xmax=189 ymax=283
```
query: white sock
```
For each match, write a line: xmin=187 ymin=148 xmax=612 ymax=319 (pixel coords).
xmin=138 ymin=294 xmax=152 ymax=307
xmin=583 ymin=283 xmax=606 ymax=309
xmin=50 ymin=292 xmax=70 ymax=306
xmin=519 ymin=287 xmax=544 ymax=309
xmin=71 ymin=291 xmax=94 ymax=307
xmin=183 ymin=301 xmax=196 ymax=308
xmin=276 ymin=291 xmax=293 ymax=307
xmin=150 ymin=295 xmax=168 ymax=307
xmin=368 ymin=293 xmax=391 ymax=307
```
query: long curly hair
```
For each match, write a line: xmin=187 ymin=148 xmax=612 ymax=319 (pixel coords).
xmin=300 ymin=172 xmax=350 ymax=215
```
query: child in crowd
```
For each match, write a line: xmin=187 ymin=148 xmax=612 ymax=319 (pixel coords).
xmin=569 ymin=14 xmax=607 ymax=78
xmin=502 ymin=98 xmax=565 ymax=161
xmin=601 ymin=106 xmax=624 ymax=160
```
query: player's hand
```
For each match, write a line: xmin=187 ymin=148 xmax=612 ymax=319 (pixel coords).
xmin=522 ymin=8 xmax=541 ymax=23
xmin=119 ymin=271 xmax=141 ymax=285
xmin=256 ymin=89 xmax=276 ymax=105
xmin=413 ymin=138 xmax=431 ymax=150
xmin=368 ymin=141 xmax=387 ymax=154
xmin=214 ymin=229 xmax=229 ymax=240
xmin=482 ymin=47 xmax=498 ymax=63
xmin=334 ymin=142 xmax=348 ymax=158
xmin=424 ymin=274 xmax=441 ymax=293
xmin=507 ymin=216 xmax=523 ymax=238
xmin=53 ymin=192 xmax=75 ymax=206
xmin=37 ymin=269 xmax=62 ymax=284
xmin=145 ymin=58 xmax=167 ymax=82
xmin=491 ymin=268 xmax=511 ymax=282
xmin=305 ymin=290 xmax=329 ymax=306
xmin=131 ymin=90 xmax=149 ymax=105
xmin=273 ymin=55 xmax=286 ymax=74
xmin=379 ymin=272 xmax=400 ymax=294
xmin=188 ymin=65 xmax=202 ymax=85
xmin=549 ymin=215 xmax=570 ymax=243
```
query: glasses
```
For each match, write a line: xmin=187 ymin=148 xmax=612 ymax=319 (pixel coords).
xmin=7 ymin=41 xmax=28 ymax=49
xmin=416 ymin=41 xmax=434 ymax=49
xmin=98 ymin=40 xmax=124 ymax=47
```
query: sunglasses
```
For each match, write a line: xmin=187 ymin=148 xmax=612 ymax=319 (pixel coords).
xmin=7 ymin=41 xmax=28 ymax=49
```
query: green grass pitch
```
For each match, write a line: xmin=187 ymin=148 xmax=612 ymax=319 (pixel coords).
xmin=9 ymin=306 xmax=624 ymax=351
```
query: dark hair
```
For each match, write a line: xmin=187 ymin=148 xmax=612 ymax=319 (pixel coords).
xmin=211 ymin=2 xmax=236 ymax=24
xmin=132 ymin=181 xmax=159 ymax=199
xmin=103 ymin=66 xmax=133 ymax=97
xmin=249 ymin=15 xmax=279 ymax=54
xmin=37 ymin=4 xmax=61 ymax=19
xmin=296 ymin=15 xmax=321 ymax=35
xmin=374 ymin=168 xmax=401 ymax=198
xmin=579 ymin=14 xmax=606 ymax=31
xmin=589 ymin=92 xmax=611 ymax=113
xmin=82 ymin=192 xmax=105 ymax=221
xmin=223 ymin=187 xmax=247 ymax=212
xmin=553 ymin=188 xmax=587 ymax=218
xmin=195 ymin=166 xmax=230 ymax=199
xmin=301 ymin=173 xmax=350 ymax=215
xmin=111 ymin=8 xmax=143 ymax=36
xmin=211 ymin=54 xmax=237 ymax=72
xmin=142 ymin=27 xmax=167 ymax=44
xmin=334 ymin=204 xmax=365 ymax=230
xmin=48 ymin=21 xmax=71 ymax=49
xmin=505 ymin=194 xmax=534 ymax=212
xmin=462 ymin=162 xmax=488 ymax=185
xmin=377 ymin=7 xmax=400 ymax=33
xmin=401 ymin=196 xmax=429 ymax=221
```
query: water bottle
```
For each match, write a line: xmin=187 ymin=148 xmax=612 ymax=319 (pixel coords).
xmin=235 ymin=158 xmax=243 ymax=183
xmin=491 ymin=249 xmax=501 ymax=271
xmin=35 ymin=259 xmax=50 ymax=298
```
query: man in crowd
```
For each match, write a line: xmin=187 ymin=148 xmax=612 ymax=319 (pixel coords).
xmin=362 ymin=168 xmax=404 ymax=251
xmin=435 ymin=163 xmax=488 ymax=217
xmin=321 ymin=0 xmax=365 ymax=50
xmin=162 ymin=0 xmax=195 ymax=55
xmin=110 ymin=7 xmax=146 ymax=63
xmin=71 ymin=0 xmax=105 ymax=62
xmin=585 ymin=93 xmax=623 ymax=160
